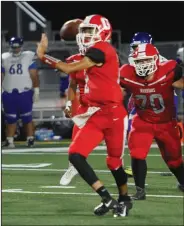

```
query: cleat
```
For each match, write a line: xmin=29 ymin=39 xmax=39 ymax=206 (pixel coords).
xmin=94 ymin=198 xmax=118 ymax=216
xmin=113 ymin=200 xmax=133 ymax=217
xmin=178 ymin=184 xmax=184 ymax=192
xmin=60 ymin=165 xmax=78 ymax=186
xmin=27 ymin=138 xmax=35 ymax=147
xmin=2 ymin=140 xmax=15 ymax=148
xmin=131 ymin=186 xmax=146 ymax=200
xmin=125 ymin=167 xmax=133 ymax=177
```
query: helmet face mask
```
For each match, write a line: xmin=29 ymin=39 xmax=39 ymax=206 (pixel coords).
xmin=132 ymin=43 xmax=159 ymax=77
xmin=133 ymin=55 xmax=158 ymax=77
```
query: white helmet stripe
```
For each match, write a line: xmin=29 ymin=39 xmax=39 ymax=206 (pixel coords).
xmin=138 ymin=43 xmax=147 ymax=52
xmin=83 ymin=15 xmax=95 ymax=24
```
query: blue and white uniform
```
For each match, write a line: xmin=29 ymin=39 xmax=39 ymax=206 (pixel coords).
xmin=2 ymin=37 xmax=37 ymax=124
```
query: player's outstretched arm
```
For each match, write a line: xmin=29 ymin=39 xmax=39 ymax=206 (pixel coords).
xmin=56 ymin=57 xmax=96 ymax=74
xmin=36 ymin=33 xmax=96 ymax=74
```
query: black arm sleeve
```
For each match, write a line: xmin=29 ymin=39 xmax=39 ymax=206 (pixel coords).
xmin=173 ymin=64 xmax=183 ymax=82
xmin=85 ymin=48 xmax=105 ymax=64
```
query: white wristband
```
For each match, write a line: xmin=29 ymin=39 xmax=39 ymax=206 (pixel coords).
xmin=65 ymin=100 xmax=72 ymax=110
xmin=34 ymin=87 xmax=40 ymax=95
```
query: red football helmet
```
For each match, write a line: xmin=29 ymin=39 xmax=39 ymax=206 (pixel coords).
xmin=76 ymin=14 xmax=112 ymax=53
xmin=131 ymin=43 xmax=159 ymax=77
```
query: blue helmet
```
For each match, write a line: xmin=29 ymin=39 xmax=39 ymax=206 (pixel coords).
xmin=130 ymin=32 xmax=153 ymax=50
xmin=9 ymin=37 xmax=24 ymax=55
xmin=9 ymin=37 xmax=24 ymax=48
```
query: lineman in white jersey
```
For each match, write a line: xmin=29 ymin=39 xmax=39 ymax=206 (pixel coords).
xmin=2 ymin=37 xmax=39 ymax=148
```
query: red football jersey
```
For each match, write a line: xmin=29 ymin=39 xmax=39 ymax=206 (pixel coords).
xmin=120 ymin=60 xmax=179 ymax=123
xmin=66 ymin=54 xmax=85 ymax=98
xmin=83 ymin=41 xmax=122 ymax=106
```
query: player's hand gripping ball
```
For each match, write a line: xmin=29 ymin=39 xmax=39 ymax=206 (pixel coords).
xmin=60 ymin=19 xmax=82 ymax=41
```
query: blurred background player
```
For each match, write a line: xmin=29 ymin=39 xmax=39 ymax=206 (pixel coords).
xmin=176 ymin=47 xmax=184 ymax=143
xmin=176 ymin=47 xmax=184 ymax=65
xmin=60 ymin=74 xmax=69 ymax=99
xmin=57 ymin=71 xmax=69 ymax=109
xmin=2 ymin=37 xmax=39 ymax=148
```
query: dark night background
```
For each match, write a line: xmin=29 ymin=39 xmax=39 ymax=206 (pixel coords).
xmin=29 ymin=1 xmax=184 ymax=42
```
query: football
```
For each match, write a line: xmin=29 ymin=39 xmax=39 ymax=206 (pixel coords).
xmin=60 ymin=19 xmax=83 ymax=41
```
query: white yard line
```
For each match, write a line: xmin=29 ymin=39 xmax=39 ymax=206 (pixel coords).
xmin=40 ymin=186 xmax=76 ymax=189
xmin=2 ymin=163 xmax=52 ymax=168
xmin=2 ymin=144 xmax=160 ymax=153
xmin=2 ymin=152 xmax=172 ymax=157
xmin=2 ymin=167 xmax=173 ymax=174
xmin=2 ymin=146 xmax=106 ymax=153
xmin=2 ymin=189 xmax=23 ymax=192
xmin=112 ymin=183 xmax=149 ymax=186
xmin=2 ymin=189 xmax=183 ymax=198
xmin=2 ymin=144 xmax=183 ymax=157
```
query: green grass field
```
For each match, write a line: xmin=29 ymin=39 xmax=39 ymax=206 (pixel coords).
xmin=2 ymin=142 xmax=184 ymax=226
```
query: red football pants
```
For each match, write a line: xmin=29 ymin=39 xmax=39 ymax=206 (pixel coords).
xmin=128 ymin=114 xmax=183 ymax=168
xmin=69 ymin=105 xmax=128 ymax=170
xmin=72 ymin=124 xmax=80 ymax=141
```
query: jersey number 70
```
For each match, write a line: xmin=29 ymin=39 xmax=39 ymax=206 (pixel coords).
xmin=135 ymin=94 xmax=165 ymax=114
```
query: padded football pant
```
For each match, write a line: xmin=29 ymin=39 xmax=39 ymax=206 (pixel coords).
xmin=69 ymin=105 xmax=128 ymax=170
xmin=2 ymin=89 xmax=33 ymax=124
xmin=129 ymin=114 xmax=183 ymax=168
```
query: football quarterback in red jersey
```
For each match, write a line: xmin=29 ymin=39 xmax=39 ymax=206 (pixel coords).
xmin=120 ymin=43 xmax=184 ymax=200
xmin=37 ymin=15 xmax=132 ymax=217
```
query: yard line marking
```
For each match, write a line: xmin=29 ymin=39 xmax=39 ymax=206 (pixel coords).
xmin=2 ymin=163 xmax=52 ymax=168
xmin=2 ymin=145 xmax=184 ymax=156
xmin=2 ymin=144 xmax=160 ymax=153
xmin=3 ymin=152 xmax=177 ymax=157
xmin=111 ymin=183 xmax=148 ymax=186
xmin=2 ymin=167 xmax=173 ymax=174
xmin=2 ymin=146 xmax=106 ymax=153
xmin=2 ymin=190 xmax=183 ymax=198
xmin=40 ymin=186 xmax=76 ymax=189
xmin=2 ymin=189 xmax=23 ymax=192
